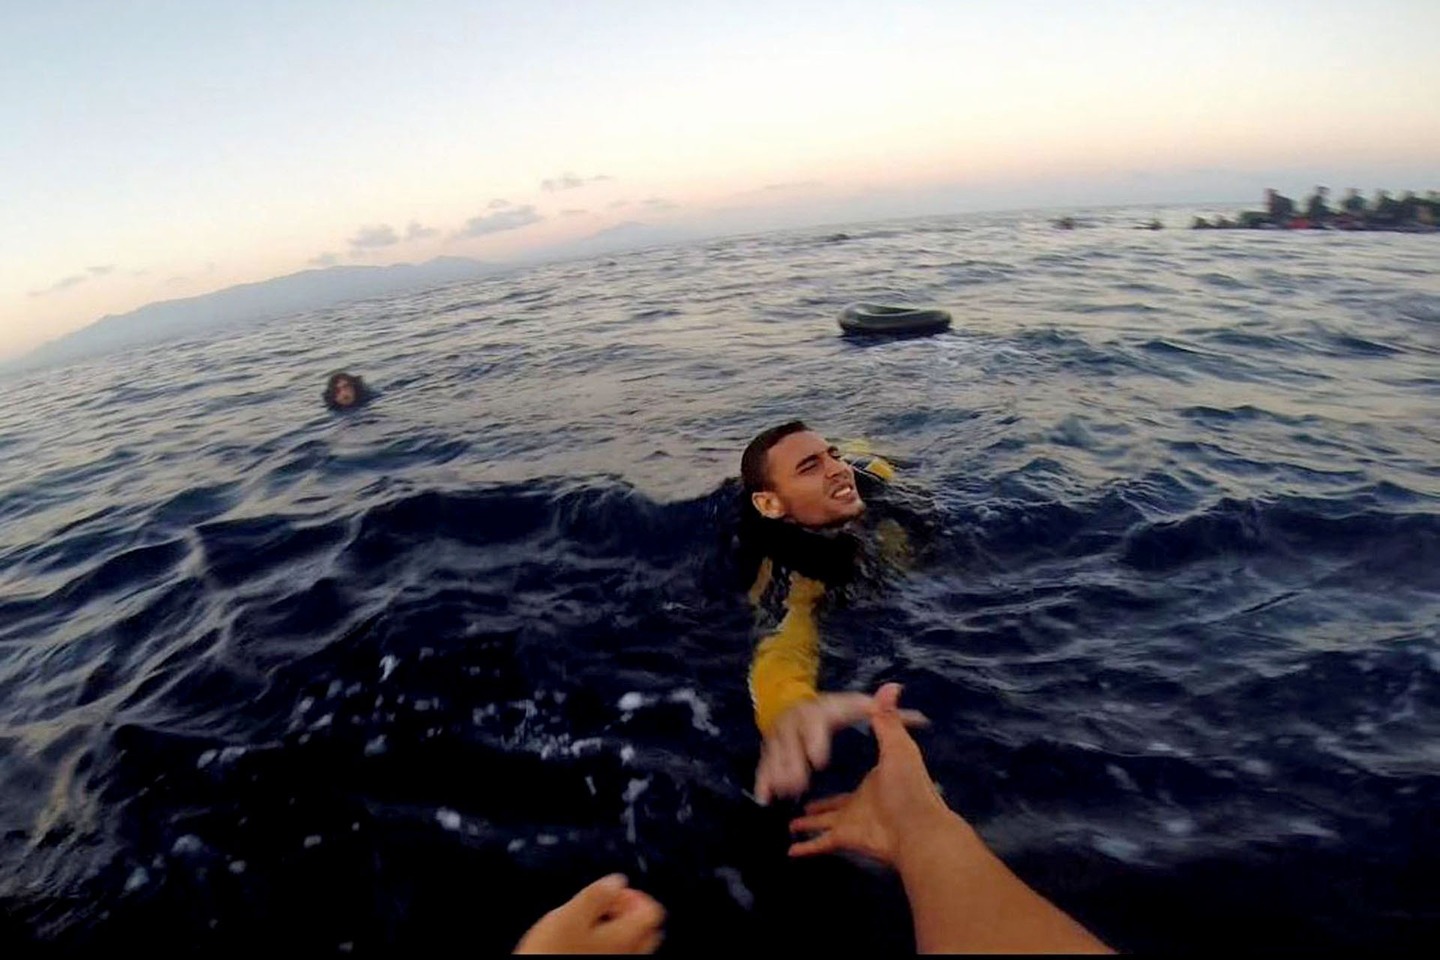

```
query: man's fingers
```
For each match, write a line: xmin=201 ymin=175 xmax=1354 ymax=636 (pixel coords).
xmin=821 ymin=692 xmax=875 ymax=727
xmin=754 ymin=735 xmax=785 ymax=804
xmin=803 ymin=793 xmax=852 ymax=816
xmin=772 ymin=723 xmax=810 ymax=798
xmin=788 ymin=810 xmax=837 ymax=835
xmin=800 ymin=711 xmax=833 ymax=773
xmin=567 ymin=873 xmax=629 ymax=921
xmin=873 ymin=682 xmax=903 ymax=713
xmin=870 ymin=684 xmax=923 ymax=762
xmin=897 ymin=709 xmax=929 ymax=727
xmin=756 ymin=690 xmax=926 ymax=806
xmin=597 ymin=893 xmax=666 ymax=951
xmin=753 ymin=758 xmax=772 ymax=806
xmin=755 ymin=724 xmax=807 ymax=802
xmin=754 ymin=746 xmax=774 ymax=806
xmin=788 ymin=833 xmax=840 ymax=858
xmin=872 ymin=709 xmax=919 ymax=760
xmin=606 ymin=887 xmax=650 ymax=919
xmin=755 ymin=751 xmax=802 ymax=805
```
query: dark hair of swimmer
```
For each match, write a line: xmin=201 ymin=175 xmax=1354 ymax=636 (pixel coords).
xmin=741 ymin=420 xmax=865 ymax=529
xmin=323 ymin=370 xmax=370 ymax=410
xmin=737 ymin=420 xmax=876 ymax=586
xmin=741 ymin=419 xmax=811 ymax=492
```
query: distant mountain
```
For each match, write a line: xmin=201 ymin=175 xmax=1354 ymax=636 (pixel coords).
xmin=6 ymin=256 xmax=496 ymax=374
xmin=524 ymin=221 xmax=706 ymax=263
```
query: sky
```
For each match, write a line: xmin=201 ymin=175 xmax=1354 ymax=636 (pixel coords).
xmin=4 ymin=0 xmax=1438 ymax=357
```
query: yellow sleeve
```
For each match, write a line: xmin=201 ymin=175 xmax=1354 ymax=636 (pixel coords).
xmin=748 ymin=573 xmax=826 ymax=735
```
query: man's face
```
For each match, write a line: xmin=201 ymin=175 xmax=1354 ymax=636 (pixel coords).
xmin=752 ymin=430 xmax=865 ymax=528
xmin=333 ymin=378 xmax=357 ymax=406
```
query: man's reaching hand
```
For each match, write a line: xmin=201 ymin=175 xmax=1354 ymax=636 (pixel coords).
xmin=514 ymin=874 xmax=665 ymax=955
xmin=754 ymin=687 xmax=927 ymax=805
xmin=786 ymin=683 xmax=954 ymax=865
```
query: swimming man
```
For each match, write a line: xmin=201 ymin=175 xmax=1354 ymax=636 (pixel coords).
xmin=737 ymin=420 xmax=924 ymax=804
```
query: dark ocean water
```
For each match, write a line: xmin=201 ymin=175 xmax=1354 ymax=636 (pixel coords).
xmin=1 ymin=208 xmax=1438 ymax=952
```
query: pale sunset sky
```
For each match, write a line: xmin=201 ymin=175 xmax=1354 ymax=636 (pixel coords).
xmin=4 ymin=0 xmax=1438 ymax=358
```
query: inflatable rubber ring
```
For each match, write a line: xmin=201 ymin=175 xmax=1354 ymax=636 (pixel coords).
xmin=838 ymin=303 xmax=951 ymax=337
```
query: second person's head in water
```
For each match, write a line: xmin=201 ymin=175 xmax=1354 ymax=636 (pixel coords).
xmin=741 ymin=420 xmax=865 ymax=529
xmin=323 ymin=370 xmax=370 ymax=411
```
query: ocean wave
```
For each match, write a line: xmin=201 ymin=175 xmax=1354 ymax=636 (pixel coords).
xmin=2 ymin=209 xmax=1438 ymax=951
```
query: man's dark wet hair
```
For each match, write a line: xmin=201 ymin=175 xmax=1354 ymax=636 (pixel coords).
xmin=323 ymin=370 xmax=370 ymax=410
xmin=741 ymin=420 xmax=810 ymax=493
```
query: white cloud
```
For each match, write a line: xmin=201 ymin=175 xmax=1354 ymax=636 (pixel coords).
xmin=27 ymin=274 xmax=86 ymax=297
xmin=452 ymin=204 xmax=544 ymax=238
xmin=541 ymin=172 xmax=613 ymax=192
xmin=759 ymin=180 xmax=823 ymax=192
xmin=348 ymin=224 xmax=400 ymax=250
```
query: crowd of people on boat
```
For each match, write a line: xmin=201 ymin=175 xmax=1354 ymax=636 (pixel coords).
xmin=1193 ymin=187 xmax=1440 ymax=231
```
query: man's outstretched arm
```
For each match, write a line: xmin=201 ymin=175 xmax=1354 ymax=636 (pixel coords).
xmin=748 ymin=573 xmax=825 ymax=735
xmin=749 ymin=577 xmax=926 ymax=804
xmin=789 ymin=685 xmax=1111 ymax=954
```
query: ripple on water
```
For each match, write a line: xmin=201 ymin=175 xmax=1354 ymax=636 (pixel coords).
xmin=0 ymin=208 xmax=1437 ymax=953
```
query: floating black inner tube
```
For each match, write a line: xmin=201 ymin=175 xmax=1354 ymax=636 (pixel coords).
xmin=838 ymin=302 xmax=952 ymax=336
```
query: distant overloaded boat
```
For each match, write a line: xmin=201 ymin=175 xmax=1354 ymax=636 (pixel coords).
xmin=1193 ymin=187 xmax=1439 ymax=232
